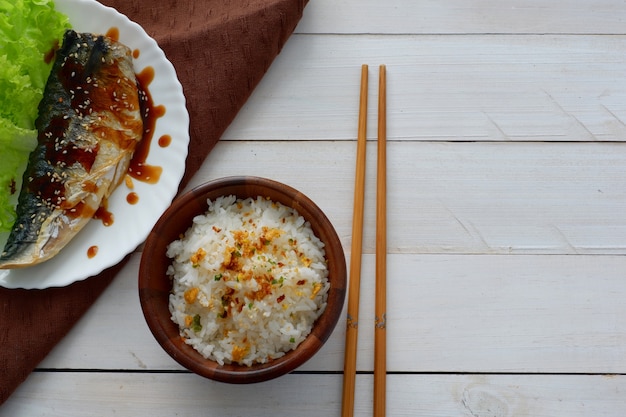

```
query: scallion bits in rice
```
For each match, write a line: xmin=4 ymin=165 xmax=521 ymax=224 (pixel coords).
xmin=167 ymin=195 xmax=330 ymax=366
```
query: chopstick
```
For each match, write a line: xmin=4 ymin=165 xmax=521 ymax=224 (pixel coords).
xmin=342 ymin=64 xmax=388 ymax=417
xmin=341 ymin=64 xmax=368 ymax=417
xmin=374 ymin=64 xmax=387 ymax=417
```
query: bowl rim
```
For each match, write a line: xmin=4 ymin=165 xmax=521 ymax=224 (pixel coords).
xmin=138 ymin=176 xmax=347 ymax=383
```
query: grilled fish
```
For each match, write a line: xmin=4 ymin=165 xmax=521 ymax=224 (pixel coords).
xmin=0 ymin=30 xmax=143 ymax=269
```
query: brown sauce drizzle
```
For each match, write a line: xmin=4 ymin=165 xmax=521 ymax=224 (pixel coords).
xmin=44 ymin=40 xmax=60 ymax=64
xmin=82 ymin=27 xmax=169 ymax=257
xmin=94 ymin=203 xmax=114 ymax=227
xmin=128 ymin=65 xmax=165 ymax=185
xmin=158 ymin=134 xmax=172 ymax=148
xmin=65 ymin=200 xmax=95 ymax=220
xmin=126 ymin=192 xmax=139 ymax=205
xmin=96 ymin=29 xmax=166 ymax=220
xmin=105 ymin=27 xmax=120 ymax=42
xmin=87 ymin=245 xmax=99 ymax=259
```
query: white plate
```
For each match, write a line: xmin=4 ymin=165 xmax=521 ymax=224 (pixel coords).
xmin=0 ymin=0 xmax=189 ymax=289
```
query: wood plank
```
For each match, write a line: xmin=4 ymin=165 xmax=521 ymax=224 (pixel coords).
xmin=296 ymin=0 xmax=626 ymax=35
xmin=190 ymin=141 xmax=626 ymax=255
xmin=222 ymin=35 xmax=626 ymax=143
xmin=40 ymin=253 xmax=626 ymax=373
xmin=5 ymin=373 xmax=626 ymax=416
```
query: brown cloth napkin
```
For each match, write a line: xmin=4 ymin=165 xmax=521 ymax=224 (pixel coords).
xmin=0 ymin=0 xmax=307 ymax=404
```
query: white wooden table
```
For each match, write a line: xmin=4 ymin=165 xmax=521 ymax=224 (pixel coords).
xmin=4 ymin=1 xmax=626 ymax=415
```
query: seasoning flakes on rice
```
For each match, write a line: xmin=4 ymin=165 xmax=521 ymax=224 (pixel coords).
xmin=167 ymin=195 xmax=330 ymax=366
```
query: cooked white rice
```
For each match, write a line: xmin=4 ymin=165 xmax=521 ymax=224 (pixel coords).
xmin=167 ymin=195 xmax=329 ymax=366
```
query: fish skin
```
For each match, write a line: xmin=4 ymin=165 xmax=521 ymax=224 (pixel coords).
xmin=0 ymin=30 xmax=143 ymax=269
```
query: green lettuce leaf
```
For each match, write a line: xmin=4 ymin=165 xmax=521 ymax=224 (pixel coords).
xmin=0 ymin=0 xmax=70 ymax=231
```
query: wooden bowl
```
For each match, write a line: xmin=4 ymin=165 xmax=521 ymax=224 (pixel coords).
xmin=138 ymin=176 xmax=347 ymax=383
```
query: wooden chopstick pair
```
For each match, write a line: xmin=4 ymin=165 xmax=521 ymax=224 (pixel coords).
xmin=341 ymin=64 xmax=387 ymax=417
